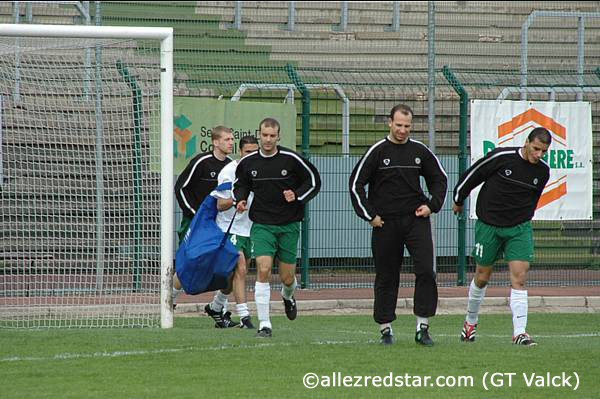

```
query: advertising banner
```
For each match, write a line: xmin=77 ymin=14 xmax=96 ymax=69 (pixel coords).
xmin=470 ymin=100 xmax=592 ymax=220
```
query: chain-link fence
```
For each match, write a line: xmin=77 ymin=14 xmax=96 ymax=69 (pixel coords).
xmin=2 ymin=1 xmax=599 ymax=290
xmin=172 ymin=65 xmax=600 ymax=288
xmin=443 ymin=68 xmax=600 ymax=287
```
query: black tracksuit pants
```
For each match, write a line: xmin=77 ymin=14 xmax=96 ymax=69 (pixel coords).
xmin=372 ymin=214 xmax=438 ymax=324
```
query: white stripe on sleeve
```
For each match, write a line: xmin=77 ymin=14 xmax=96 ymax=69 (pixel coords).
xmin=350 ymin=139 xmax=386 ymax=220
xmin=180 ymin=154 xmax=212 ymax=215
xmin=453 ymin=149 xmax=515 ymax=203
xmin=280 ymin=151 xmax=318 ymax=201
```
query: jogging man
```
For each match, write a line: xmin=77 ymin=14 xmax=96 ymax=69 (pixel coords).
xmin=349 ymin=104 xmax=448 ymax=346
xmin=453 ymin=127 xmax=551 ymax=346
xmin=205 ymin=135 xmax=259 ymax=329
xmin=173 ymin=126 xmax=237 ymax=327
xmin=233 ymin=117 xmax=321 ymax=338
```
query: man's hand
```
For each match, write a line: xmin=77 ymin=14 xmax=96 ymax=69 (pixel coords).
xmin=415 ymin=205 xmax=432 ymax=218
xmin=283 ymin=190 xmax=296 ymax=203
xmin=452 ymin=203 xmax=463 ymax=215
xmin=369 ymin=215 xmax=384 ymax=228
xmin=236 ymin=200 xmax=248 ymax=212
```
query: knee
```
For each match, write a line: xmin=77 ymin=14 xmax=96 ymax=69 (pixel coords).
xmin=281 ymin=274 xmax=295 ymax=286
xmin=235 ymin=261 xmax=247 ymax=278
xmin=256 ymin=264 xmax=271 ymax=281
xmin=173 ymin=275 xmax=181 ymax=290
xmin=474 ymin=267 xmax=492 ymax=288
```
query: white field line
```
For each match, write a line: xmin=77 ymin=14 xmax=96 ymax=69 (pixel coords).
xmin=336 ymin=329 xmax=600 ymax=339
xmin=2 ymin=332 xmax=598 ymax=363
xmin=0 ymin=342 xmax=292 ymax=363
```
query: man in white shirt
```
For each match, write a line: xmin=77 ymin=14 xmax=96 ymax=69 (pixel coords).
xmin=204 ymin=135 xmax=259 ymax=329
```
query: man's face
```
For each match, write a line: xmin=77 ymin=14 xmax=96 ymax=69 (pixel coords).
xmin=240 ymin=143 xmax=259 ymax=157
xmin=259 ymin=125 xmax=279 ymax=153
xmin=388 ymin=111 xmax=412 ymax=144
xmin=213 ymin=132 xmax=234 ymax=155
xmin=524 ymin=137 xmax=549 ymax=164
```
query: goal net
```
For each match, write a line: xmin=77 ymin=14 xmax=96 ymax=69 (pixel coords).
xmin=0 ymin=25 xmax=173 ymax=328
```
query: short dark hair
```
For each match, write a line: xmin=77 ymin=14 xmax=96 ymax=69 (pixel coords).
xmin=239 ymin=135 xmax=258 ymax=150
xmin=389 ymin=104 xmax=413 ymax=119
xmin=259 ymin=117 xmax=280 ymax=134
xmin=211 ymin=125 xmax=232 ymax=141
xmin=528 ymin=127 xmax=552 ymax=146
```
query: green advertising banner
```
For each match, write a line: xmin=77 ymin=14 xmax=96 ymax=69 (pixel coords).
xmin=164 ymin=98 xmax=296 ymax=174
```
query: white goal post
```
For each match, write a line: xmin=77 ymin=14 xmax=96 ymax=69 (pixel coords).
xmin=0 ymin=24 xmax=174 ymax=328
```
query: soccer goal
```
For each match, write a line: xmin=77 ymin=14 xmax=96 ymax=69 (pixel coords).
xmin=0 ymin=24 xmax=174 ymax=328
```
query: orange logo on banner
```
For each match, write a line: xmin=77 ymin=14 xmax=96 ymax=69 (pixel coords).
xmin=174 ymin=127 xmax=193 ymax=157
xmin=496 ymin=108 xmax=567 ymax=210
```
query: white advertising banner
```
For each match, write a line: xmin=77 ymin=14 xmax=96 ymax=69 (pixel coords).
xmin=470 ymin=100 xmax=592 ymax=220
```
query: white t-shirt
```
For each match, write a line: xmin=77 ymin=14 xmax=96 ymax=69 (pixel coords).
xmin=212 ymin=160 xmax=253 ymax=237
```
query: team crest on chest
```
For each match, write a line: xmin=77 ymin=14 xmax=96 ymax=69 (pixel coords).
xmin=415 ymin=157 xmax=421 ymax=165
xmin=533 ymin=178 xmax=538 ymax=185
xmin=281 ymin=169 xmax=288 ymax=176
xmin=210 ymin=172 xmax=216 ymax=178
xmin=383 ymin=159 xmax=390 ymax=166
xmin=505 ymin=169 xmax=512 ymax=176
xmin=251 ymin=170 xmax=258 ymax=177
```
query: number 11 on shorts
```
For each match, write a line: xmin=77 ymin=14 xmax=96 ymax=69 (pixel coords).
xmin=475 ymin=242 xmax=483 ymax=257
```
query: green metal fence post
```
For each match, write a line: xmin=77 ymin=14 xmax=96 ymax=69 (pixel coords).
xmin=116 ymin=60 xmax=143 ymax=292
xmin=285 ymin=64 xmax=311 ymax=289
xmin=442 ymin=65 xmax=468 ymax=286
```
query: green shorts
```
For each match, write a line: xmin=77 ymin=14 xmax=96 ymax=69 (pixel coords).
xmin=472 ymin=220 xmax=534 ymax=266
xmin=251 ymin=222 xmax=300 ymax=264
xmin=229 ymin=234 xmax=252 ymax=259
xmin=177 ymin=216 xmax=192 ymax=244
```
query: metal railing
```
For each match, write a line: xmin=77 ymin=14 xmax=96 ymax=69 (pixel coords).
xmin=220 ymin=0 xmax=402 ymax=33
xmin=521 ymin=11 xmax=600 ymax=101
xmin=11 ymin=1 xmax=94 ymax=100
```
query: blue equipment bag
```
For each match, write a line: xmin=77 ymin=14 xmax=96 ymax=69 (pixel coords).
xmin=175 ymin=182 xmax=239 ymax=295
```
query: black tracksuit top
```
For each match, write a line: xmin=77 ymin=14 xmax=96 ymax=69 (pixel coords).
xmin=174 ymin=152 xmax=231 ymax=219
xmin=453 ymin=146 xmax=550 ymax=227
xmin=233 ymin=146 xmax=321 ymax=225
xmin=349 ymin=137 xmax=448 ymax=221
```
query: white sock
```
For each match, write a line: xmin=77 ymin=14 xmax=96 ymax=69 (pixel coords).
xmin=172 ymin=287 xmax=181 ymax=304
xmin=510 ymin=288 xmax=528 ymax=336
xmin=379 ymin=323 xmax=392 ymax=335
xmin=281 ymin=277 xmax=297 ymax=301
xmin=255 ymin=282 xmax=272 ymax=330
xmin=416 ymin=316 xmax=429 ymax=331
xmin=466 ymin=279 xmax=487 ymax=324
xmin=236 ymin=303 xmax=249 ymax=318
xmin=211 ymin=290 xmax=228 ymax=313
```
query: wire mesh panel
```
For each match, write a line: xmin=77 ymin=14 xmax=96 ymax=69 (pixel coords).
xmin=172 ymin=65 xmax=463 ymax=288
xmin=0 ymin=36 xmax=163 ymax=328
xmin=88 ymin=0 xmax=600 ymax=290
xmin=173 ymin=65 xmax=600 ymax=289
xmin=295 ymin=67 xmax=461 ymax=288
xmin=444 ymin=68 xmax=600 ymax=287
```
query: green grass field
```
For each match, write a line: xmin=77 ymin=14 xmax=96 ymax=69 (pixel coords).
xmin=1 ymin=313 xmax=599 ymax=399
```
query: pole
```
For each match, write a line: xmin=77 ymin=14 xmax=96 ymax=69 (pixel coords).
xmin=286 ymin=64 xmax=311 ymax=289
xmin=442 ymin=66 xmax=467 ymax=286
